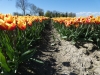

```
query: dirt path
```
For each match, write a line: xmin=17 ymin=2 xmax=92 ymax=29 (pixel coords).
xmin=51 ymin=24 xmax=100 ymax=75
xmin=17 ymin=21 xmax=100 ymax=75
xmin=37 ymin=22 xmax=100 ymax=75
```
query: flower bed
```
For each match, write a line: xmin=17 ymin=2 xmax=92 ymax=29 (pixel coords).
xmin=52 ymin=16 xmax=100 ymax=47
xmin=0 ymin=13 xmax=50 ymax=75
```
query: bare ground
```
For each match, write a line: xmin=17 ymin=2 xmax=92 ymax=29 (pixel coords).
xmin=17 ymin=22 xmax=100 ymax=75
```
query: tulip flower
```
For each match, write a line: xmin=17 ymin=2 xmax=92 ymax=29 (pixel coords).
xmin=0 ymin=19 xmax=6 ymax=30
xmin=17 ymin=20 xmax=26 ymax=30
xmin=4 ymin=15 xmax=13 ymax=23
xmin=5 ymin=22 xmax=16 ymax=30
xmin=27 ymin=20 xmax=32 ymax=26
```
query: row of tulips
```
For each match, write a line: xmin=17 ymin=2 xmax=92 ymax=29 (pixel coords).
xmin=0 ymin=13 xmax=49 ymax=30
xmin=52 ymin=15 xmax=100 ymax=27
xmin=0 ymin=13 xmax=50 ymax=75
xmin=52 ymin=16 xmax=100 ymax=47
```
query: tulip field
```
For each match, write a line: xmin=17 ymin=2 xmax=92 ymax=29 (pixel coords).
xmin=52 ymin=16 xmax=100 ymax=47
xmin=0 ymin=13 xmax=50 ymax=75
xmin=1 ymin=13 xmax=100 ymax=75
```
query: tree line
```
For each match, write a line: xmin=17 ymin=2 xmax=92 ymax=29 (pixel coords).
xmin=45 ymin=11 xmax=76 ymax=17
xmin=13 ymin=0 xmax=76 ymax=17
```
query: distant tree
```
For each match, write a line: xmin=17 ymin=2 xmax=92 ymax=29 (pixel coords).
xmin=29 ymin=4 xmax=38 ymax=15
xmin=37 ymin=8 xmax=44 ymax=16
xmin=45 ymin=10 xmax=52 ymax=17
xmin=52 ymin=10 xmax=57 ymax=17
xmin=16 ymin=0 xmax=29 ymax=15
xmin=26 ymin=13 xmax=31 ymax=16
xmin=13 ymin=12 xmax=23 ymax=16
xmin=57 ymin=12 xmax=61 ymax=17
xmin=65 ymin=12 xmax=68 ymax=17
xmin=68 ymin=12 xmax=76 ymax=17
xmin=44 ymin=10 xmax=76 ymax=17
xmin=60 ymin=12 xmax=64 ymax=17
xmin=72 ymin=13 xmax=76 ymax=17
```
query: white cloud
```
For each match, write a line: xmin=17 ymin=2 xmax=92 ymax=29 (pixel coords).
xmin=76 ymin=12 xmax=100 ymax=17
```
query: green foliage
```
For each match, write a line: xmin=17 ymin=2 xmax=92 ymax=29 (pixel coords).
xmin=53 ymin=21 xmax=100 ymax=48
xmin=0 ymin=20 xmax=48 ymax=75
xmin=45 ymin=11 xmax=76 ymax=18
xmin=0 ymin=52 xmax=10 ymax=73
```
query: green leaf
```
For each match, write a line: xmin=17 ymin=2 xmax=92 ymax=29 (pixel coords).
xmin=0 ymin=52 xmax=10 ymax=72
xmin=88 ymin=38 xmax=93 ymax=42
xmin=97 ymin=38 xmax=99 ymax=42
xmin=19 ymin=49 xmax=36 ymax=62
xmin=0 ymin=32 xmax=14 ymax=60
xmin=5 ymin=44 xmax=14 ymax=60
xmin=30 ymin=58 xmax=44 ymax=64
xmin=85 ymin=25 xmax=91 ymax=37
xmin=62 ymin=36 xmax=67 ymax=39
xmin=0 ymin=47 xmax=2 ymax=52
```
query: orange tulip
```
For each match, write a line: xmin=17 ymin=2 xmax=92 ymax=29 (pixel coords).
xmin=5 ymin=23 xmax=16 ymax=30
xmin=64 ymin=21 xmax=71 ymax=27
xmin=4 ymin=16 xmax=13 ymax=23
xmin=0 ymin=14 xmax=49 ymax=30
xmin=39 ymin=18 xmax=43 ymax=22
xmin=74 ymin=22 xmax=79 ymax=27
xmin=0 ymin=14 xmax=4 ymax=20
xmin=27 ymin=21 xmax=32 ymax=26
xmin=0 ymin=19 xmax=6 ymax=30
xmin=17 ymin=20 xmax=26 ymax=30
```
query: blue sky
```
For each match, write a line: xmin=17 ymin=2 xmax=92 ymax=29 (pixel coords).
xmin=0 ymin=0 xmax=100 ymax=16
